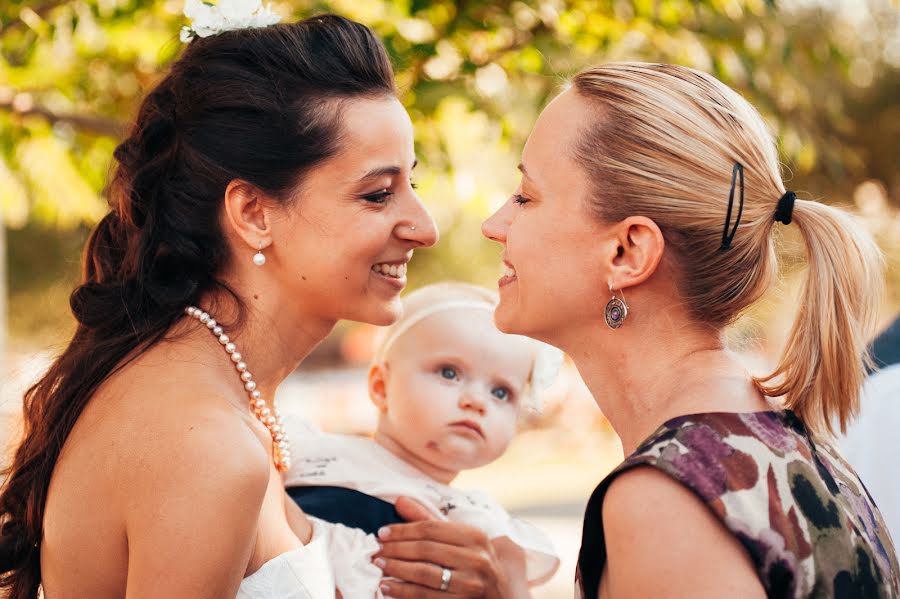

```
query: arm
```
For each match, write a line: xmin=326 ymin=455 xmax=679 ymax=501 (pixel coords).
xmin=123 ymin=409 xmax=270 ymax=599
xmin=601 ymin=466 xmax=766 ymax=599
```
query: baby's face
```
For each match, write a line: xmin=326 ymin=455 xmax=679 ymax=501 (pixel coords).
xmin=377 ymin=308 xmax=535 ymax=473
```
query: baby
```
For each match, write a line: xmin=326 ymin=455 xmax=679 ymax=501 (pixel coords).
xmin=284 ymin=282 xmax=562 ymax=596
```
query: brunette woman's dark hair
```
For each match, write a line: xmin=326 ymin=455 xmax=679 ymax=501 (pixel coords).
xmin=0 ymin=14 xmax=395 ymax=597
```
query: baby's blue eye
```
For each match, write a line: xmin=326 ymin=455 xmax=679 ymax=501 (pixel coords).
xmin=440 ymin=367 xmax=458 ymax=380
xmin=491 ymin=387 xmax=511 ymax=401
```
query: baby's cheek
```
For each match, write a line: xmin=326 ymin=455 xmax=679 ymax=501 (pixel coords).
xmin=404 ymin=399 xmax=444 ymax=439
xmin=490 ymin=417 xmax=519 ymax=452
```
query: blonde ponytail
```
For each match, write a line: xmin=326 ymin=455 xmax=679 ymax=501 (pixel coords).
xmin=570 ymin=63 xmax=886 ymax=438
xmin=754 ymin=199 xmax=884 ymax=437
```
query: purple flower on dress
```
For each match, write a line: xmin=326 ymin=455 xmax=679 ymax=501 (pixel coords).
xmin=661 ymin=424 xmax=734 ymax=501
xmin=842 ymin=481 xmax=878 ymax=534
xmin=739 ymin=412 xmax=797 ymax=455
xmin=839 ymin=479 xmax=895 ymax=576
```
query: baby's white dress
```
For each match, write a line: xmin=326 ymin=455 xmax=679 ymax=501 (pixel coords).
xmin=283 ymin=418 xmax=560 ymax=597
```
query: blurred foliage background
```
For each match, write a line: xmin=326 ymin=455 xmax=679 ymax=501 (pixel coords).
xmin=2 ymin=0 xmax=899 ymax=355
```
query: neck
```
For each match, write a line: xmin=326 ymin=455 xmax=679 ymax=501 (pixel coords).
xmin=194 ymin=283 xmax=337 ymax=402
xmin=373 ymin=428 xmax=459 ymax=485
xmin=551 ymin=309 xmax=769 ymax=455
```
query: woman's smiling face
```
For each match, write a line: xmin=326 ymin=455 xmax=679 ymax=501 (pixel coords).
xmin=266 ymin=96 xmax=439 ymax=326
xmin=482 ymin=89 xmax=611 ymax=343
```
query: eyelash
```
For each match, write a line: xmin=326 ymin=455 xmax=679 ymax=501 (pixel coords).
xmin=362 ymin=190 xmax=393 ymax=203
xmin=362 ymin=182 xmax=418 ymax=203
xmin=512 ymin=194 xmax=530 ymax=205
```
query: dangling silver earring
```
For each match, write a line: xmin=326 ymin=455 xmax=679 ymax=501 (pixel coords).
xmin=252 ymin=241 xmax=266 ymax=266
xmin=604 ymin=284 xmax=628 ymax=329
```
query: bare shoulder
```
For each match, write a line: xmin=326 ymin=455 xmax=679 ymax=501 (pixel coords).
xmin=119 ymin=386 xmax=269 ymax=500
xmin=112 ymin=360 xmax=271 ymax=597
xmin=98 ymin=347 xmax=272 ymax=511
xmin=136 ymin=400 xmax=267 ymax=481
xmin=601 ymin=466 xmax=766 ymax=599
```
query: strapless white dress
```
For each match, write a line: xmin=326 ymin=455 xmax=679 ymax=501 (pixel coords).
xmin=236 ymin=520 xmax=335 ymax=599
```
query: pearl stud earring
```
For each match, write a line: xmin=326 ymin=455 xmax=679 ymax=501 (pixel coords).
xmin=253 ymin=242 xmax=266 ymax=266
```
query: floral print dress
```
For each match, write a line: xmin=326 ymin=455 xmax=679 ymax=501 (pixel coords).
xmin=576 ymin=410 xmax=899 ymax=598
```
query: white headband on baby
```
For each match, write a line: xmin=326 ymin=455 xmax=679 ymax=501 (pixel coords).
xmin=374 ymin=301 xmax=495 ymax=363
xmin=374 ymin=300 xmax=563 ymax=410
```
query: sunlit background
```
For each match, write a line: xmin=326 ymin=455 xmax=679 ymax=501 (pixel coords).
xmin=2 ymin=0 xmax=899 ymax=595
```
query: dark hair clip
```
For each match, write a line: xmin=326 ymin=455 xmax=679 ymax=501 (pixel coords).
xmin=720 ymin=163 xmax=744 ymax=250
xmin=774 ymin=191 xmax=796 ymax=225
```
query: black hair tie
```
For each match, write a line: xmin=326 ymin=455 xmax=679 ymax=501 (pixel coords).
xmin=774 ymin=191 xmax=796 ymax=225
xmin=720 ymin=163 xmax=744 ymax=250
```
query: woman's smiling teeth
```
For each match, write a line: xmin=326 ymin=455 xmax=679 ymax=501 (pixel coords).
xmin=372 ymin=262 xmax=407 ymax=278
xmin=498 ymin=262 xmax=517 ymax=288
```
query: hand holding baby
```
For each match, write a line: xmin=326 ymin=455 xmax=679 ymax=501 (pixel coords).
xmin=375 ymin=496 xmax=512 ymax=598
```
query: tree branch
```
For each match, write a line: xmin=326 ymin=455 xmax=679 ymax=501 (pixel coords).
xmin=0 ymin=98 xmax=124 ymax=137
xmin=1 ymin=1 xmax=68 ymax=36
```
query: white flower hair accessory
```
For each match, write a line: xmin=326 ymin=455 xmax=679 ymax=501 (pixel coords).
xmin=525 ymin=341 xmax=564 ymax=411
xmin=180 ymin=0 xmax=281 ymax=43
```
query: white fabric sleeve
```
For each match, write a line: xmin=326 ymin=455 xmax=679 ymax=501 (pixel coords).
xmin=445 ymin=493 xmax=560 ymax=585
xmin=504 ymin=516 xmax=560 ymax=586
xmin=307 ymin=516 xmax=384 ymax=598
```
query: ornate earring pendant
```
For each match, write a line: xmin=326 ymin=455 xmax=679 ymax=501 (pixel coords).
xmin=252 ymin=242 xmax=266 ymax=266
xmin=604 ymin=286 xmax=628 ymax=329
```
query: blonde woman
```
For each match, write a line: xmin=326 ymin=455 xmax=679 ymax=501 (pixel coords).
xmin=482 ymin=63 xmax=899 ymax=598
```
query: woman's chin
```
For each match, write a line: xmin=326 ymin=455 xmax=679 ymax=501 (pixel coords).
xmin=358 ymin=298 xmax=403 ymax=327
xmin=495 ymin=300 xmax=557 ymax=344
xmin=493 ymin=300 xmax=525 ymax=335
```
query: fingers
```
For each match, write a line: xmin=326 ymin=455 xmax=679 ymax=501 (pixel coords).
xmin=376 ymin=560 xmax=487 ymax=597
xmin=379 ymin=579 xmax=460 ymax=599
xmin=376 ymin=558 xmax=444 ymax=591
xmin=376 ymin=540 xmax=488 ymax=572
xmin=375 ymin=509 xmax=502 ymax=598
xmin=378 ymin=519 xmax=491 ymax=549
xmin=395 ymin=495 xmax=435 ymax=522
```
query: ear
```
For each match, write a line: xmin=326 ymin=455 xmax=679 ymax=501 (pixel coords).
xmin=222 ymin=179 xmax=274 ymax=253
xmin=607 ymin=216 xmax=665 ymax=290
xmin=368 ymin=363 xmax=390 ymax=413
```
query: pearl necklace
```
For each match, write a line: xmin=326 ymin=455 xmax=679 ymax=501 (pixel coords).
xmin=184 ymin=306 xmax=292 ymax=472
